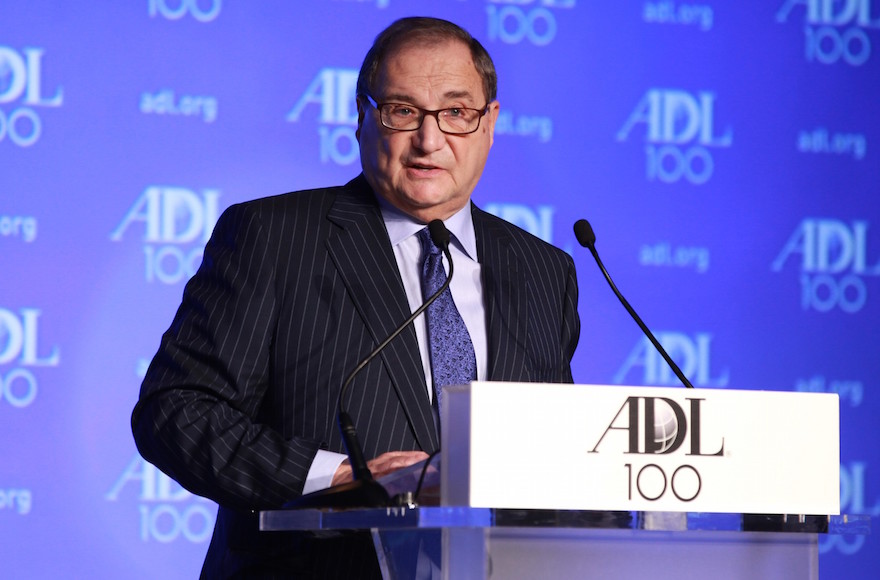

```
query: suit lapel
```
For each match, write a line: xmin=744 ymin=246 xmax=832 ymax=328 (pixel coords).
xmin=473 ymin=206 xmax=530 ymax=382
xmin=325 ymin=176 xmax=439 ymax=452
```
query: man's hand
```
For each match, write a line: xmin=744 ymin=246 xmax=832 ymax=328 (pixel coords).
xmin=331 ymin=451 xmax=429 ymax=486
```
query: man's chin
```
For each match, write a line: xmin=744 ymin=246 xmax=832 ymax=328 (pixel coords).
xmin=395 ymin=184 xmax=452 ymax=209
xmin=391 ymin=189 xmax=466 ymax=221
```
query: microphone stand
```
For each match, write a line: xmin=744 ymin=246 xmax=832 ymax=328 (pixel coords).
xmin=287 ymin=220 xmax=454 ymax=509
xmin=574 ymin=219 xmax=694 ymax=389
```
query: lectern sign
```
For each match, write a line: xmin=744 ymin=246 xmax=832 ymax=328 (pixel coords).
xmin=442 ymin=382 xmax=840 ymax=515
xmin=588 ymin=395 xmax=725 ymax=504
xmin=589 ymin=396 xmax=725 ymax=456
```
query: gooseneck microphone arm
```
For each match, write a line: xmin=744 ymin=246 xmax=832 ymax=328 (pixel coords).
xmin=574 ymin=219 xmax=694 ymax=389
xmin=287 ymin=220 xmax=454 ymax=509
xmin=337 ymin=219 xmax=453 ymax=482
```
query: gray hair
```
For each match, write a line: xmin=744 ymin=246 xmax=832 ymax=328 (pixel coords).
xmin=357 ymin=16 xmax=498 ymax=103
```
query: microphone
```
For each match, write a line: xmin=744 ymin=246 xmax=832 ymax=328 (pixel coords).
xmin=574 ymin=219 xmax=694 ymax=389
xmin=288 ymin=219 xmax=454 ymax=509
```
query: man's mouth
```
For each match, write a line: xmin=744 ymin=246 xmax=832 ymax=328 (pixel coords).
xmin=409 ymin=163 xmax=438 ymax=171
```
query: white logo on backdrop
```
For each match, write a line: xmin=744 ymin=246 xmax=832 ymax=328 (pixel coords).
xmin=106 ymin=455 xmax=215 ymax=543
xmin=111 ymin=186 xmax=220 ymax=285
xmin=484 ymin=203 xmax=555 ymax=243
xmin=287 ymin=68 xmax=359 ymax=166
xmin=617 ymin=89 xmax=732 ymax=185
xmin=643 ymin=1 xmax=714 ymax=30
xmin=140 ymin=89 xmax=218 ymax=123
xmin=614 ymin=332 xmax=730 ymax=387
xmin=777 ymin=0 xmax=880 ymax=66
xmin=0 ymin=308 xmax=59 ymax=409
xmin=494 ymin=110 xmax=553 ymax=142
xmin=0 ymin=215 xmax=37 ymax=242
xmin=149 ymin=0 xmax=222 ymax=22
xmin=797 ymin=127 xmax=867 ymax=160
xmin=0 ymin=488 xmax=31 ymax=515
xmin=772 ymin=218 xmax=880 ymax=313
xmin=640 ymin=242 xmax=710 ymax=273
xmin=486 ymin=0 xmax=577 ymax=46
xmin=821 ymin=462 xmax=880 ymax=555
xmin=0 ymin=46 xmax=62 ymax=147
xmin=796 ymin=375 xmax=864 ymax=407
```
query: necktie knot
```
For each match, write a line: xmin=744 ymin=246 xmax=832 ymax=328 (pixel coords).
xmin=418 ymin=227 xmax=442 ymax=257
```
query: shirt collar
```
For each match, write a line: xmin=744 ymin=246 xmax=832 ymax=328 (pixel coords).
xmin=378 ymin=196 xmax=478 ymax=261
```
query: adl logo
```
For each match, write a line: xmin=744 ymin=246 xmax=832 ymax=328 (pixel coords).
xmin=589 ymin=395 xmax=725 ymax=504
xmin=777 ymin=0 xmax=880 ymax=66
xmin=111 ymin=186 xmax=220 ymax=285
xmin=484 ymin=203 xmax=554 ymax=243
xmin=0 ymin=46 xmax=63 ymax=147
xmin=106 ymin=455 xmax=214 ymax=543
xmin=0 ymin=308 xmax=59 ymax=409
xmin=287 ymin=68 xmax=359 ymax=166
xmin=617 ymin=89 xmax=732 ymax=185
xmin=614 ymin=332 xmax=730 ymax=388
xmin=486 ymin=0 xmax=577 ymax=47
xmin=772 ymin=218 xmax=880 ymax=313
xmin=589 ymin=396 xmax=724 ymax=457
xmin=149 ymin=0 xmax=221 ymax=22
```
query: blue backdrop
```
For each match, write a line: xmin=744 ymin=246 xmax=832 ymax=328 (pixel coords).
xmin=1 ymin=1 xmax=877 ymax=577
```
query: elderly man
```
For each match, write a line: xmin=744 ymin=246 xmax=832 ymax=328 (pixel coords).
xmin=132 ymin=16 xmax=579 ymax=578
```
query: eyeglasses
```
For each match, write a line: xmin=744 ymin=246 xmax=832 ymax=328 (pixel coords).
xmin=361 ymin=93 xmax=489 ymax=135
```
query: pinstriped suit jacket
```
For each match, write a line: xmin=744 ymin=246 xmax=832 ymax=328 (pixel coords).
xmin=132 ymin=173 xmax=579 ymax=577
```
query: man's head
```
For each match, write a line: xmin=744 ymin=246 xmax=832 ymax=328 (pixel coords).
xmin=356 ymin=17 xmax=500 ymax=223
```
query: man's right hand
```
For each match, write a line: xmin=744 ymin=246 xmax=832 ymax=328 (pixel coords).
xmin=331 ymin=451 xmax=429 ymax=486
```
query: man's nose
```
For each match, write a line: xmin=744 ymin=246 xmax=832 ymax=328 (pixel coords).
xmin=412 ymin=113 xmax=446 ymax=152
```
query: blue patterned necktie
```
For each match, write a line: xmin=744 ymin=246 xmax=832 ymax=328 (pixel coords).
xmin=418 ymin=228 xmax=477 ymax=414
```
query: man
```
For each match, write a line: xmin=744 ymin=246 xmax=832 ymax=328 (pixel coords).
xmin=132 ymin=16 xmax=579 ymax=578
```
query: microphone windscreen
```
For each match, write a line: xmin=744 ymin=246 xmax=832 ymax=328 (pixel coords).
xmin=573 ymin=219 xmax=596 ymax=248
xmin=428 ymin=219 xmax=450 ymax=250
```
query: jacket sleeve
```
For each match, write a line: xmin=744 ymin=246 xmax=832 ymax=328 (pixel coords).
xmin=131 ymin=202 xmax=318 ymax=510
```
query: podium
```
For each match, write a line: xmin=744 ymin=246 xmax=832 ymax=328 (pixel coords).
xmin=261 ymin=383 xmax=869 ymax=579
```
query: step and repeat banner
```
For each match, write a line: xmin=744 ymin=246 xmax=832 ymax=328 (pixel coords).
xmin=2 ymin=1 xmax=878 ymax=578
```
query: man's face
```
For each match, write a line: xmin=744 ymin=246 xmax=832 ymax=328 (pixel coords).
xmin=357 ymin=39 xmax=499 ymax=223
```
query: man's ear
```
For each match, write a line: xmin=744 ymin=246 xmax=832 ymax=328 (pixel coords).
xmin=355 ymin=97 xmax=365 ymax=142
xmin=486 ymin=101 xmax=500 ymax=148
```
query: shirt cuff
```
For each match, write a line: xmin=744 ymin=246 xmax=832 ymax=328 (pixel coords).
xmin=302 ymin=449 xmax=348 ymax=495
